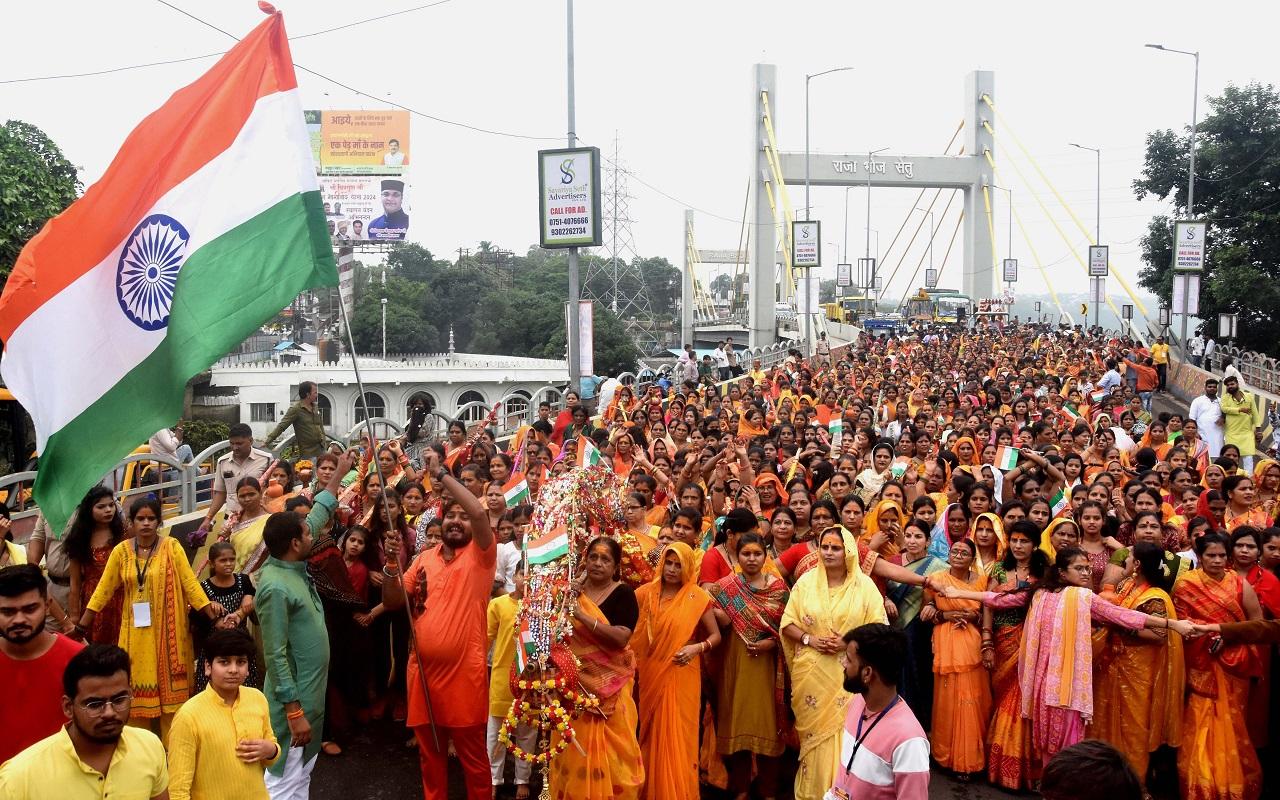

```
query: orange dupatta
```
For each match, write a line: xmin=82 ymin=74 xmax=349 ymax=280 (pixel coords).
xmin=1174 ymin=569 xmax=1260 ymax=694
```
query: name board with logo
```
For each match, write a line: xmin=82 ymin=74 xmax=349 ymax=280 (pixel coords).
xmin=538 ymin=147 xmax=602 ymax=248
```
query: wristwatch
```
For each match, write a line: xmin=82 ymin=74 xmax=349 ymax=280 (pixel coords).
xmin=802 ymin=633 xmax=811 ymax=647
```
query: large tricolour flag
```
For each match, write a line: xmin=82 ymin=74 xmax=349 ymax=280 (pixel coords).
xmin=0 ymin=11 xmax=336 ymax=530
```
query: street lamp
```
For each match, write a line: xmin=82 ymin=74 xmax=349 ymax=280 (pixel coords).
xmin=805 ymin=66 xmax=853 ymax=221
xmin=1068 ymin=143 xmax=1102 ymax=242
xmin=1145 ymin=44 xmax=1200 ymax=215
xmin=865 ymin=146 xmax=889 ymax=297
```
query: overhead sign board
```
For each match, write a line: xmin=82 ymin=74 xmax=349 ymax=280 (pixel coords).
xmin=836 ymin=262 xmax=852 ymax=287
xmin=1088 ymin=245 xmax=1109 ymax=277
xmin=925 ymin=268 xmax=938 ymax=289
xmin=791 ymin=221 xmax=821 ymax=268
xmin=1002 ymin=258 xmax=1018 ymax=283
xmin=1173 ymin=220 xmax=1208 ymax=272
xmin=539 ymin=147 xmax=602 ymax=248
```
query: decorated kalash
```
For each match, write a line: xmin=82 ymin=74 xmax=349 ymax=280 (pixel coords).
xmin=496 ymin=464 xmax=643 ymax=797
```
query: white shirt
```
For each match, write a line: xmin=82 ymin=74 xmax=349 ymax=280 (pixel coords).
xmin=1188 ymin=393 xmax=1224 ymax=457
xmin=383 ymin=151 xmax=405 ymax=166
xmin=1189 ymin=335 xmax=1205 ymax=356
xmin=711 ymin=347 xmax=730 ymax=369
xmin=149 ymin=428 xmax=181 ymax=460
xmin=598 ymin=378 xmax=621 ymax=411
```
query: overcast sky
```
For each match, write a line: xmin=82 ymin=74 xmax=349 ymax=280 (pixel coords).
xmin=5 ymin=1 xmax=1277 ymax=323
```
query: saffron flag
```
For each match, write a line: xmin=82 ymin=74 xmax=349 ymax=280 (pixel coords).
xmin=503 ymin=472 xmax=530 ymax=508
xmin=526 ymin=527 xmax=570 ymax=565
xmin=0 ymin=11 xmax=335 ymax=531
xmin=994 ymin=446 xmax=1020 ymax=471
xmin=577 ymin=437 xmax=602 ymax=468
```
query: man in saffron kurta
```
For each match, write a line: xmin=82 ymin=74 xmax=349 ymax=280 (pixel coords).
xmin=403 ymin=467 xmax=496 ymax=800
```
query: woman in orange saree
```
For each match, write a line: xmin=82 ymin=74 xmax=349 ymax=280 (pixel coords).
xmin=549 ymin=538 xmax=644 ymax=800
xmin=926 ymin=537 xmax=991 ymax=777
xmin=1173 ymin=532 xmax=1264 ymax=800
xmin=632 ymin=542 xmax=721 ymax=800
xmin=1090 ymin=542 xmax=1184 ymax=789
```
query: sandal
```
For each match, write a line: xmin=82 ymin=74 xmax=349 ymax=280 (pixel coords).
xmin=321 ymin=741 xmax=342 ymax=756
xmin=515 ymin=786 xmax=530 ymax=800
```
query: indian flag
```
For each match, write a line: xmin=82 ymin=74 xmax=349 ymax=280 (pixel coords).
xmin=1050 ymin=487 xmax=1070 ymax=517
xmin=526 ymin=527 xmax=570 ymax=565
xmin=1090 ymin=389 xmax=1107 ymax=404
xmin=828 ymin=417 xmax=843 ymax=449
xmin=1058 ymin=406 xmax=1081 ymax=424
xmin=993 ymin=446 xmax=1019 ymax=471
xmin=0 ymin=11 xmax=334 ymax=531
xmin=503 ymin=472 xmax=530 ymax=508
xmin=514 ymin=619 xmax=535 ymax=673
xmin=577 ymin=437 xmax=602 ymax=468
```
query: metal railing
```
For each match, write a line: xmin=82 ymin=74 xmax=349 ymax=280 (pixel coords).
xmin=1219 ymin=344 xmax=1280 ymax=395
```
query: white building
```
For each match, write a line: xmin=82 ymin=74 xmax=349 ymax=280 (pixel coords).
xmin=206 ymin=349 xmax=569 ymax=440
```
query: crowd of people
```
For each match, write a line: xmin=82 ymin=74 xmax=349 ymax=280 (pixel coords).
xmin=4 ymin=318 xmax=1280 ymax=800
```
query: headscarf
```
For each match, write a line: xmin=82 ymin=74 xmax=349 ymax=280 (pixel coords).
xmin=737 ymin=410 xmax=770 ymax=440
xmin=781 ymin=528 xmax=887 ymax=663
xmin=927 ymin=502 xmax=967 ymax=561
xmin=861 ymin=498 xmax=905 ymax=558
xmin=1252 ymin=458 xmax=1280 ymax=495
xmin=755 ymin=472 xmax=789 ymax=507
xmin=952 ymin=436 xmax=980 ymax=467
xmin=971 ymin=511 xmax=1008 ymax=572
xmin=1040 ymin=517 xmax=1080 ymax=562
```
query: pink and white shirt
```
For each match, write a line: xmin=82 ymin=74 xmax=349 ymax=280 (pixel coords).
xmin=825 ymin=694 xmax=930 ymax=800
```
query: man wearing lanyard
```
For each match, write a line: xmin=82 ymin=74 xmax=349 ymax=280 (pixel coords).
xmin=826 ymin=623 xmax=930 ymax=800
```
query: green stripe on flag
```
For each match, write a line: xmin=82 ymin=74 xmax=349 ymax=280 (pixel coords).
xmin=34 ymin=191 xmax=336 ymax=531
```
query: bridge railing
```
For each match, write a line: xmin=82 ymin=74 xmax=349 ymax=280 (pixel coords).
xmin=1218 ymin=344 xmax=1280 ymax=395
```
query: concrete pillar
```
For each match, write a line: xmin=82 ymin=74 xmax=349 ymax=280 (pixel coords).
xmin=962 ymin=70 xmax=996 ymax=300
xmin=750 ymin=63 xmax=778 ymax=349
xmin=681 ymin=210 xmax=695 ymax=346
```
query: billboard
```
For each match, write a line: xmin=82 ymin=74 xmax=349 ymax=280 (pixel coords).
xmin=539 ymin=147 xmax=602 ymax=248
xmin=320 ymin=176 xmax=410 ymax=242
xmin=307 ymin=110 xmax=411 ymax=175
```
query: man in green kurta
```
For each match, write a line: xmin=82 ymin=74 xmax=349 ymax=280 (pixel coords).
xmin=1220 ymin=375 xmax=1263 ymax=471
xmin=256 ymin=453 xmax=349 ymax=799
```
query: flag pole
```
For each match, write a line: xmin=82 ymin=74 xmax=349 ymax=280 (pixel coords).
xmin=335 ymin=289 xmax=440 ymax=751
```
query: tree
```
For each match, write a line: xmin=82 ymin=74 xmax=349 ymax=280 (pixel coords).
xmin=0 ymin=121 xmax=80 ymax=282
xmin=1133 ymin=83 xmax=1280 ymax=353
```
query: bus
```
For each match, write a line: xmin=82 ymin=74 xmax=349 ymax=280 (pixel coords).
xmin=903 ymin=288 xmax=972 ymax=323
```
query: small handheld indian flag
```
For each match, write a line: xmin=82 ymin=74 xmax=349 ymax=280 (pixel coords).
xmin=1058 ymin=406 xmax=1081 ymax=423
xmin=1050 ymin=487 xmax=1069 ymax=517
xmin=502 ymin=472 xmax=530 ymax=508
xmin=828 ymin=418 xmax=843 ymax=449
xmin=577 ymin=437 xmax=603 ymax=468
xmin=994 ymin=446 xmax=1019 ymax=471
xmin=525 ymin=526 xmax=570 ymax=566
xmin=1090 ymin=389 xmax=1107 ymax=405
xmin=514 ymin=619 xmax=536 ymax=673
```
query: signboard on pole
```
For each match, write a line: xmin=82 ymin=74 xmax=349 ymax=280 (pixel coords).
xmin=320 ymin=176 xmax=410 ymax=242
xmin=1090 ymin=276 xmax=1106 ymax=303
xmin=858 ymin=257 xmax=876 ymax=288
xmin=1088 ymin=245 xmax=1109 ymax=277
xmin=1172 ymin=273 xmax=1200 ymax=316
xmin=798 ymin=276 xmax=822 ymax=315
xmin=791 ymin=221 xmax=821 ymax=268
xmin=836 ymin=262 xmax=852 ymax=287
xmin=565 ymin=300 xmax=594 ymax=376
xmin=1002 ymin=258 xmax=1018 ymax=283
xmin=539 ymin=147 xmax=602 ymax=248
xmin=925 ymin=268 xmax=938 ymax=289
xmin=310 ymin=110 xmax=412 ymax=175
xmin=1174 ymin=220 xmax=1208 ymax=272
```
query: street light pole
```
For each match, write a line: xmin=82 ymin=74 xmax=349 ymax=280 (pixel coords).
xmin=865 ymin=146 xmax=889 ymax=301
xmin=1146 ymin=43 xmax=1201 ymax=354
xmin=565 ymin=0 xmax=582 ymax=391
xmin=1068 ymin=143 xmax=1101 ymax=242
xmin=804 ymin=66 xmax=852 ymax=222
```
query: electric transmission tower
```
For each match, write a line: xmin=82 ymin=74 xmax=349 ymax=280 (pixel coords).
xmin=583 ymin=135 xmax=658 ymax=354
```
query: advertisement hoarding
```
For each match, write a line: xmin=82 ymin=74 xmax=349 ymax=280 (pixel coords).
xmin=320 ymin=176 xmax=410 ymax=242
xmin=1174 ymin=220 xmax=1208 ymax=272
xmin=311 ymin=110 xmax=411 ymax=175
xmin=791 ymin=221 xmax=821 ymax=268
xmin=836 ymin=262 xmax=852 ymax=287
xmin=539 ymin=147 xmax=602 ymax=248
xmin=1088 ymin=245 xmax=1109 ymax=277
xmin=1002 ymin=258 xmax=1018 ymax=283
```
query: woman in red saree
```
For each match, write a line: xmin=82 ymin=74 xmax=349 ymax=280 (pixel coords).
xmin=1174 ymin=532 xmax=1264 ymax=800
xmin=633 ymin=542 xmax=721 ymax=800
xmin=1090 ymin=541 xmax=1184 ymax=790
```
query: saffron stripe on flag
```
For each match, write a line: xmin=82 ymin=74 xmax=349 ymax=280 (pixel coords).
xmin=526 ymin=528 xmax=570 ymax=565
xmin=503 ymin=473 xmax=530 ymax=508
xmin=994 ymin=445 xmax=1019 ymax=471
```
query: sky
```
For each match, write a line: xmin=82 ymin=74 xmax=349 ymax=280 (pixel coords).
xmin=4 ymin=0 xmax=1277 ymax=327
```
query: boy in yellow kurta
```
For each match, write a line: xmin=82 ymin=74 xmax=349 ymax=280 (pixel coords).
xmin=167 ymin=628 xmax=279 ymax=800
xmin=486 ymin=568 xmax=535 ymax=798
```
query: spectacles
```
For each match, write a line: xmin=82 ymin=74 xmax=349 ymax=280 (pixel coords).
xmin=78 ymin=692 xmax=132 ymax=715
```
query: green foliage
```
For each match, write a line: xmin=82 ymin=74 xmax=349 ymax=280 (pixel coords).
xmin=0 ymin=121 xmax=81 ymax=282
xmin=347 ymin=244 xmax=642 ymax=373
xmin=179 ymin=419 xmax=229 ymax=456
xmin=1134 ymin=83 xmax=1280 ymax=353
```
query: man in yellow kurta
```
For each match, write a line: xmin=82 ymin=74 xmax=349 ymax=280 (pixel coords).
xmin=485 ymin=568 xmax=535 ymax=797
xmin=167 ymin=628 xmax=279 ymax=800
xmin=1220 ymin=374 xmax=1263 ymax=472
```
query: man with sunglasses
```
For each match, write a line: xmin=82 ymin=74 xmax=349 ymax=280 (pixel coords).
xmin=0 ymin=565 xmax=84 ymax=764
xmin=0 ymin=643 xmax=168 ymax=799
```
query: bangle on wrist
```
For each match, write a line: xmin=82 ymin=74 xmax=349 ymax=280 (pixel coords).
xmin=286 ymin=708 xmax=305 ymax=721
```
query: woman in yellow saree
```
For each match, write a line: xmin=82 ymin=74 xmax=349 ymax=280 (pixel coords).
xmin=1090 ymin=541 xmax=1184 ymax=789
xmin=224 ymin=476 xmax=271 ymax=574
xmin=1173 ymin=532 xmax=1264 ymax=800
xmin=549 ymin=537 xmax=644 ymax=800
xmin=780 ymin=527 xmax=887 ymax=798
xmin=633 ymin=542 xmax=721 ymax=800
